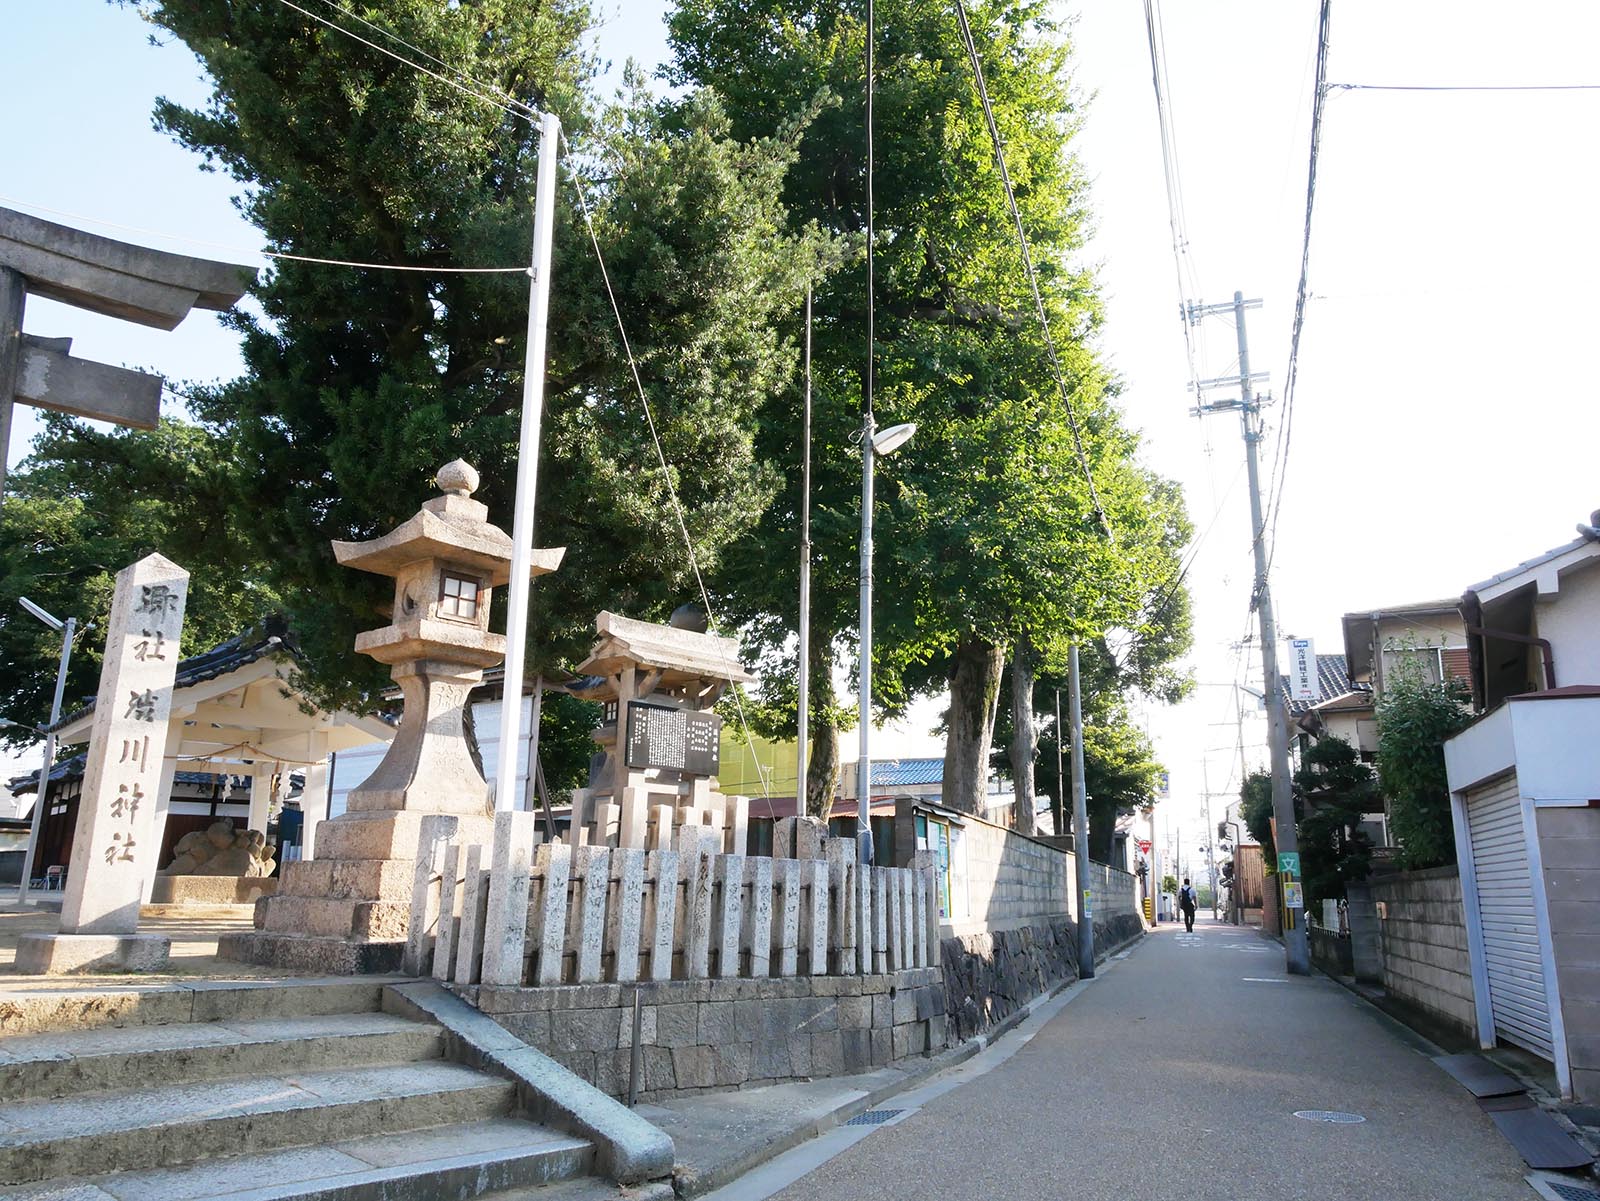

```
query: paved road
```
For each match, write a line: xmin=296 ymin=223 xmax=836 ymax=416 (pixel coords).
xmin=769 ymin=918 xmax=1532 ymax=1201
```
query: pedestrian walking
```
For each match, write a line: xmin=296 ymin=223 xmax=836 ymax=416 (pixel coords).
xmin=1178 ymin=878 xmax=1198 ymax=933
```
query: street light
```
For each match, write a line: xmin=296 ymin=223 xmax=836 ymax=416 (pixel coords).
xmin=856 ymin=417 xmax=915 ymax=865
xmin=15 ymin=597 xmax=81 ymax=904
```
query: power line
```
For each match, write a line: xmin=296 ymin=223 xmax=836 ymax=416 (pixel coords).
xmin=1330 ymin=81 xmax=1600 ymax=93
xmin=950 ymin=0 xmax=1111 ymax=538
xmin=1264 ymin=0 xmax=1331 ymax=575
xmin=270 ymin=0 xmax=545 ymax=127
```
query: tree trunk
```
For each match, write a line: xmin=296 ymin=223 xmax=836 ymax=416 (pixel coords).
xmin=943 ymin=636 xmax=1007 ymax=815
xmin=1008 ymin=643 xmax=1037 ymax=835
xmin=804 ymin=635 xmax=840 ymax=820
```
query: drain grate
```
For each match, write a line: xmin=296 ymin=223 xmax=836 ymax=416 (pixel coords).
xmin=845 ymin=1109 xmax=905 ymax=1126
xmin=1528 ymin=1175 xmax=1600 ymax=1201
xmin=1293 ymin=1110 xmax=1366 ymax=1124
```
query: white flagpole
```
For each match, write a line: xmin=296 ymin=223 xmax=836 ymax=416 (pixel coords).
xmin=496 ymin=110 xmax=561 ymax=814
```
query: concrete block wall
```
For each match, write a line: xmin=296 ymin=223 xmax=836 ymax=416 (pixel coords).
xmin=1536 ymin=805 xmax=1600 ymax=1104
xmin=1369 ymin=867 xmax=1476 ymax=1035
xmin=466 ymin=968 xmax=945 ymax=1101
xmin=935 ymin=809 xmax=1140 ymax=938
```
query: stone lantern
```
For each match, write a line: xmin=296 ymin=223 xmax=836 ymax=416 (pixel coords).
xmin=222 ymin=459 xmax=564 ymax=972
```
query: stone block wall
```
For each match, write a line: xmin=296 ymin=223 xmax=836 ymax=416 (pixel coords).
xmin=1536 ymin=804 xmax=1600 ymax=1104
xmin=1369 ymin=867 xmax=1475 ymax=1034
xmin=465 ymin=967 xmax=945 ymax=1100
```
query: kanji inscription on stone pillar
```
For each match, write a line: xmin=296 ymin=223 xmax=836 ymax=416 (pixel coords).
xmin=58 ymin=553 xmax=188 ymax=934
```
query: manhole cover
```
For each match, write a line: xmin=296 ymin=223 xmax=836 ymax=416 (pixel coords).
xmin=1529 ymin=1174 xmax=1600 ymax=1201
xmin=845 ymin=1109 xmax=904 ymax=1126
xmin=1294 ymin=1110 xmax=1365 ymax=1124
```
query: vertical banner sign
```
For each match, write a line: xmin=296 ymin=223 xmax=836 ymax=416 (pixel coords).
xmin=1156 ymin=771 xmax=1171 ymax=799
xmin=1289 ymin=638 xmax=1317 ymax=701
xmin=58 ymin=554 xmax=189 ymax=935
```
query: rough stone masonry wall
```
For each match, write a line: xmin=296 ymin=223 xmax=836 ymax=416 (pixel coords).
xmin=1369 ymin=867 xmax=1476 ymax=1035
xmin=464 ymin=968 xmax=945 ymax=1101
xmin=940 ymin=911 xmax=1144 ymax=1041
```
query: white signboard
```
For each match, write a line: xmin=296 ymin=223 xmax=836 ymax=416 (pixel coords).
xmin=1289 ymin=638 xmax=1317 ymax=702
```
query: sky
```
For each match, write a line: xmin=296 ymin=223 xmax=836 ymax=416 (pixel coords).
xmin=5 ymin=3 xmax=1600 ymax=865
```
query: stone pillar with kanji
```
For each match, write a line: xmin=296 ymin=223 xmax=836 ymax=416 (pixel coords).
xmin=16 ymin=554 xmax=188 ymax=974
xmin=221 ymin=459 xmax=563 ymax=973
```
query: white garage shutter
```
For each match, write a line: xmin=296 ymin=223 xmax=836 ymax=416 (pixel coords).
xmin=1467 ymin=772 xmax=1553 ymax=1059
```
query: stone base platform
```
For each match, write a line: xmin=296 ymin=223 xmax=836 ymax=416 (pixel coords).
xmin=217 ymin=930 xmax=405 ymax=975
xmin=15 ymin=931 xmax=172 ymax=975
xmin=150 ymin=876 xmax=278 ymax=906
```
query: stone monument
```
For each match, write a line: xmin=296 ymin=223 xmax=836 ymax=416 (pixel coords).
xmin=568 ymin=609 xmax=755 ymax=851
xmin=221 ymin=460 xmax=563 ymax=972
xmin=16 ymin=554 xmax=189 ymax=973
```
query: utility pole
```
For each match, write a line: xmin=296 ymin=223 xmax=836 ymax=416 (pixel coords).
xmin=1069 ymin=644 xmax=1094 ymax=977
xmin=1189 ymin=290 xmax=1310 ymax=975
xmin=796 ymin=286 xmax=812 ymax=809
xmin=1201 ymin=761 xmax=1219 ymax=921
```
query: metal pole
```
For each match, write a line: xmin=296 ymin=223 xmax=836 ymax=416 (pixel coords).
xmin=1053 ymin=689 xmax=1066 ymax=839
xmin=1069 ymin=644 xmax=1094 ymax=977
xmin=856 ymin=0 xmax=876 ymax=868
xmin=1149 ymin=800 xmax=1159 ymax=924
xmin=1233 ymin=290 xmax=1310 ymax=975
xmin=796 ymin=287 xmax=812 ymax=812
xmin=18 ymin=615 xmax=73 ymax=904
xmin=0 ymin=267 xmax=26 ymax=503
xmin=1202 ymin=769 xmax=1218 ymax=921
xmin=495 ymin=111 xmax=561 ymax=814
xmin=856 ymin=411 xmax=875 ymax=865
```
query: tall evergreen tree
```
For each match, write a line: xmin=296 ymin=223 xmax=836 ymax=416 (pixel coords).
xmin=126 ymin=0 xmax=833 ymax=708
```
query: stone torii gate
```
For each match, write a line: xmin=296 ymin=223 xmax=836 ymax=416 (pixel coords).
xmin=0 ymin=205 xmax=255 ymax=497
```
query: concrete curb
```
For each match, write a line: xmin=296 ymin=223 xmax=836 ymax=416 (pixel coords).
xmin=383 ymin=980 xmax=676 ymax=1186
xmin=672 ymin=930 xmax=1146 ymax=1198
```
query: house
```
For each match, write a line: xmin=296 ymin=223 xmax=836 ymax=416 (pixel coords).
xmin=1279 ymin=652 xmax=1390 ymax=850
xmin=1342 ymin=598 xmax=1471 ymax=697
xmin=1441 ymin=513 xmax=1600 ymax=1103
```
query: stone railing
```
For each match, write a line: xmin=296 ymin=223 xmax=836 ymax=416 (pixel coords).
xmin=406 ymin=812 xmax=940 ymax=988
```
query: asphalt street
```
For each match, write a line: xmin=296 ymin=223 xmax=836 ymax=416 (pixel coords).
xmin=764 ymin=917 xmax=1533 ymax=1201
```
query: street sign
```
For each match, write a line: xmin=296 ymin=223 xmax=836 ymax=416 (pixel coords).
xmin=1289 ymin=638 xmax=1317 ymax=701
xmin=1277 ymin=851 xmax=1301 ymax=876
xmin=1138 ymin=839 xmax=1152 ymax=855
xmin=1156 ymin=771 xmax=1170 ymax=799
xmin=1283 ymin=882 xmax=1305 ymax=909
xmin=1082 ymin=889 xmax=1093 ymax=917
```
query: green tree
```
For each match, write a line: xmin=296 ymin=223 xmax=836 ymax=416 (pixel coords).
xmin=670 ymin=0 xmax=1190 ymax=814
xmin=129 ymin=0 xmax=833 ymax=709
xmin=1377 ymin=655 xmax=1472 ymax=869
xmin=1293 ymin=735 xmax=1377 ymax=908
xmin=0 ymin=416 xmax=279 ymax=744
xmin=1240 ymin=769 xmax=1275 ymax=865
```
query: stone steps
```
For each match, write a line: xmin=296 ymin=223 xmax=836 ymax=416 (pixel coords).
xmin=0 ymin=977 xmax=397 ymax=1036
xmin=0 ymin=1011 xmax=444 ymax=1100
xmin=0 ymin=1060 xmax=518 ymax=1185
xmin=0 ymin=1116 xmax=594 ymax=1201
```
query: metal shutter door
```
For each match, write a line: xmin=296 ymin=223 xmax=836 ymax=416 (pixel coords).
xmin=1468 ymin=773 xmax=1553 ymax=1059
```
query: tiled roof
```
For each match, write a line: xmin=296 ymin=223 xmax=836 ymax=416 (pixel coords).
xmin=8 ymin=752 xmax=258 ymax=797
xmin=47 ymin=617 xmax=299 ymax=735
xmin=1279 ymin=654 xmax=1364 ymax=716
xmin=870 ymin=757 xmax=944 ymax=788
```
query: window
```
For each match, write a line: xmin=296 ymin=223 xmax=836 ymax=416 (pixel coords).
xmin=439 ymin=573 xmax=481 ymax=621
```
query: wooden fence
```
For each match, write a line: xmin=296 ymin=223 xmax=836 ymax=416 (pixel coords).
xmin=405 ymin=811 xmax=941 ymax=988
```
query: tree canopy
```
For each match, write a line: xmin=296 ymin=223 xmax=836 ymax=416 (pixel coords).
xmin=670 ymin=0 xmax=1192 ymax=814
xmin=125 ymin=0 xmax=834 ymax=711
xmin=1377 ymin=655 xmax=1472 ymax=870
